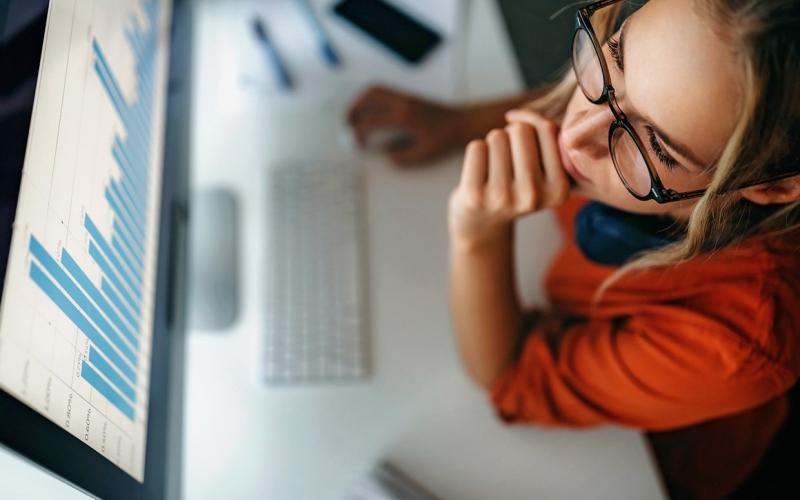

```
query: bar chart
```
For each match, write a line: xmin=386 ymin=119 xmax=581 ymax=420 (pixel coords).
xmin=0 ymin=0 xmax=170 ymax=481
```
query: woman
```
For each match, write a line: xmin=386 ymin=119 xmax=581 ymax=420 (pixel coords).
xmin=347 ymin=0 xmax=800 ymax=497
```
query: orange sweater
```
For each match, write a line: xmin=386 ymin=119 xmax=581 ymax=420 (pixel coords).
xmin=489 ymin=196 xmax=800 ymax=493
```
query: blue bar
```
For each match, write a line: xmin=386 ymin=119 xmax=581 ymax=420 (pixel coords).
xmin=93 ymin=39 xmax=149 ymax=138
xmin=86 ymin=214 xmax=142 ymax=290
xmin=101 ymin=279 xmax=140 ymax=333
xmin=112 ymin=142 xmax=142 ymax=195
xmin=95 ymin=75 xmax=146 ymax=153
xmin=93 ymin=61 xmax=128 ymax=123
xmin=113 ymin=236 xmax=142 ymax=279
xmin=135 ymin=62 xmax=154 ymax=102
xmin=124 ymin=105 xmax=149 ymax=156
xmin=29 ymin=238 xmax=137 ymax=364
xmin=108 ymin=182 xmax=145 ymax=245
xmin=85 ymin=214 xmax=142 ymax=296
xmin=120 ymin=176 xmax=146 ymax=217
xmin=89 ymin=242 xmax=140 ymax=313
xmin=122 ymin=136 xmax=145 ymax=181
xmin=105 ymin=186 xmax=145 ymax=244
xmin=81 ymin=361 xmax=134 ymax=420
xmin=89 ymin=347 xmax=136 ymax=401
xmin=118 ymin=170 xmax=146 ymax=223
xmin=62 ymin=249 xmax=139 ymax=353
xmin=119 ymin=174 xmax=147 ymax=224
xmin=112 ymin=180 xmax=146 ymax=232
xmin=29 ymin=261 xmax=136 ymax=383
xmin=113 ymin=138 xmax=148 ymax=193
xmin=116 ymin=135 xmax=148 ymax=186
xmin=126 ymin=28 xmax=144 ymax=60
xmin=93 ymin=54 xmax=148 ymax=145
xmin=114 ymin=220 xmax=144 ymax=267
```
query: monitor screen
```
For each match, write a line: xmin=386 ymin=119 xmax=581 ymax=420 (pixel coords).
xmin=0 ymin=0 xmax=171 ymax=483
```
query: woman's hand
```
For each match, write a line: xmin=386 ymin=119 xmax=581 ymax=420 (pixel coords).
xmin=448 ymin=109 xmax=570 ymax=247
xmin=347 ymin=85 xmax=465 ymax=166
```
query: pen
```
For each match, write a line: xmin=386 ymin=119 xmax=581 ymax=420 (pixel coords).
xmin=293 ymin=0 xmax=341 ymax=68
xmin=251 ymin=17 xmax=294 ymax=90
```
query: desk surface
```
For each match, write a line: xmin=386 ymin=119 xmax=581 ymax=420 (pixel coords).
xmin=183 ymin=1 xmax=666 ymax=500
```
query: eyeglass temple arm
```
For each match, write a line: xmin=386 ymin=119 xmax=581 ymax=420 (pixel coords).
xmin=663 ymin=168 xmax=800 ymax=202
xmin=718 ymin=168 xmax=800 ymax=195
xmin=583 ymin=0 xmax=624 ymax=16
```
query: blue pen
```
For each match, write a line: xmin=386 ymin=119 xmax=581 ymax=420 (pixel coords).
xmin=251 ymin=17 xmax=294 ymax=90
xmin=293 ymin=0 xmax=341 ymax=68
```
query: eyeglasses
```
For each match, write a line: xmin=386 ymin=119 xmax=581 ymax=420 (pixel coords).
xmin=571 ymin=0 xmax=798 ymax=203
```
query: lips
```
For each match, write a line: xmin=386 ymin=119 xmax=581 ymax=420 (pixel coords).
xmin=558 ymin=135 xmax=592 ymax=185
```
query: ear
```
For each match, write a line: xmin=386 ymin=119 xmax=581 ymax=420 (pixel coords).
xmin=739 ymin=175 xmax=800 ymax=205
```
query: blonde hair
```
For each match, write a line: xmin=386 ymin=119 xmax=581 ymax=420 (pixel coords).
xmin=527 ymin=0 xmax=800 ymax=302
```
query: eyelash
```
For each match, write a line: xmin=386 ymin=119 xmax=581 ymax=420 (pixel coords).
xmin=608 ymin=31 xmax=680 ymax=171
xmin=608 ymin=35 xmax=624 ymax=72
xmin=645 ymin=125 xmax=679 ymax=170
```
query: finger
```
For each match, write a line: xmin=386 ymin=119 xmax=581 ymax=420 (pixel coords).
xmin=386 ymin=138 xmax=432 ymax=167
xmin=505 ymin=121 xmax=541 ymax=190
xmin=486 ymin=129 xmax=512 ymax=189
xmin=347 ymin=85 xmax=391 ymax=124
xmin=460 ymin=139 xmax=488 ymax=190
xmin=351 ymin=110 xmax=405 ymax=146
xmin=506 ymin=109 xmax=569 ymax=207
xmin=506 ymin=109 xmax=563 ymax=181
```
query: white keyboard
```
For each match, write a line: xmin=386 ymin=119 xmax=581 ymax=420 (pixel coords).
xmin=261 ymin=160 xmax=369 ymax=383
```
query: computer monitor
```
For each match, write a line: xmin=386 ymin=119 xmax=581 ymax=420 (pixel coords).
xmin=0 ymin=0 xmax=191 ymax=498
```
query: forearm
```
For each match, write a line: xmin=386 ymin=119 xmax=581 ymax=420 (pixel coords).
xmin=449 ymin=225 xmax=522 ymax=389
xmin=456 ymin=89 xmax=547 ymax=145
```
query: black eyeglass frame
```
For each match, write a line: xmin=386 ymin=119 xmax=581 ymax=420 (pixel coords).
xmin=573 ymin=0 xmax=799 ymax=203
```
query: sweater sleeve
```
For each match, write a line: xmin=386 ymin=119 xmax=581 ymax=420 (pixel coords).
xmin=489 ymin=308 xmax=796 ymax=431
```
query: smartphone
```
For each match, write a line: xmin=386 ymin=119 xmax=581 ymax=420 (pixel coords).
xmin=331 ymin=0 xmax=443 ymax=64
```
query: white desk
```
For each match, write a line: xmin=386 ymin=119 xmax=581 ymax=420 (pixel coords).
xmin=182 ymin=1 xmax=667 ymax=500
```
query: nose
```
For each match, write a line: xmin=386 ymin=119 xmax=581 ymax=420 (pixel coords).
xmin=562 ymin=103 xmax=615 ymax=161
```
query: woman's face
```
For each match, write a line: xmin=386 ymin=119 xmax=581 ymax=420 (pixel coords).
xmin=558 ymin=0 xmax=741 ymax=217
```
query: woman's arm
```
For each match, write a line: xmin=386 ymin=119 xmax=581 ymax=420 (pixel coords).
xmin=456 ymin=90 xmax=549 ymax=145
xmin=347 ymin=86 xmax=547 ymax=166
xmin=448 ymin=110 xmax=569 ymax=389
xmin=449 ymin=225 xmax=521 ymax=389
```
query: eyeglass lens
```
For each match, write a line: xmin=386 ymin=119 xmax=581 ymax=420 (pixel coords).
xmin=611 ymin=126 xmax=651 ymax=196
xmin=572 ymin=26 xmax=652 ymax=198
xmin=572 ymin=29 xmax=604 ymax=101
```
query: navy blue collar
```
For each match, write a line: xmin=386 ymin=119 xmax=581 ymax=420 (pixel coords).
xmin=574 ymin=201 xmax=680 ymax=267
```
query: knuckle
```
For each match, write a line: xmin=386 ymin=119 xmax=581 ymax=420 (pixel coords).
xmin=517 ymin=188 xmax=536 ymax=212
xmin=486 ymin=128 xmax=506 ymax=143
xmin=488 ymin=188 xmax=511 ymax=208
xmin=516 ymin=108 xmax=541 ymax=123
xmin=466 ymin=139 xmax=486 ymax=152
xmin=542 ymin=120 xmax=560 ymax=137
xmin=506 ymin=121 xmax=533 ymax=137
xmin=463 ymin=189 xmax=484 ymax=209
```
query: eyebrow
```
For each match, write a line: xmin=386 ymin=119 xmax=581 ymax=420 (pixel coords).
xmin=618 ymin=18 xmax=706 ymax=169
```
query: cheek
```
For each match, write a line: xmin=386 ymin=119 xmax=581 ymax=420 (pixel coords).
xmin=561 ymin=87 xmax=585 ymax=127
